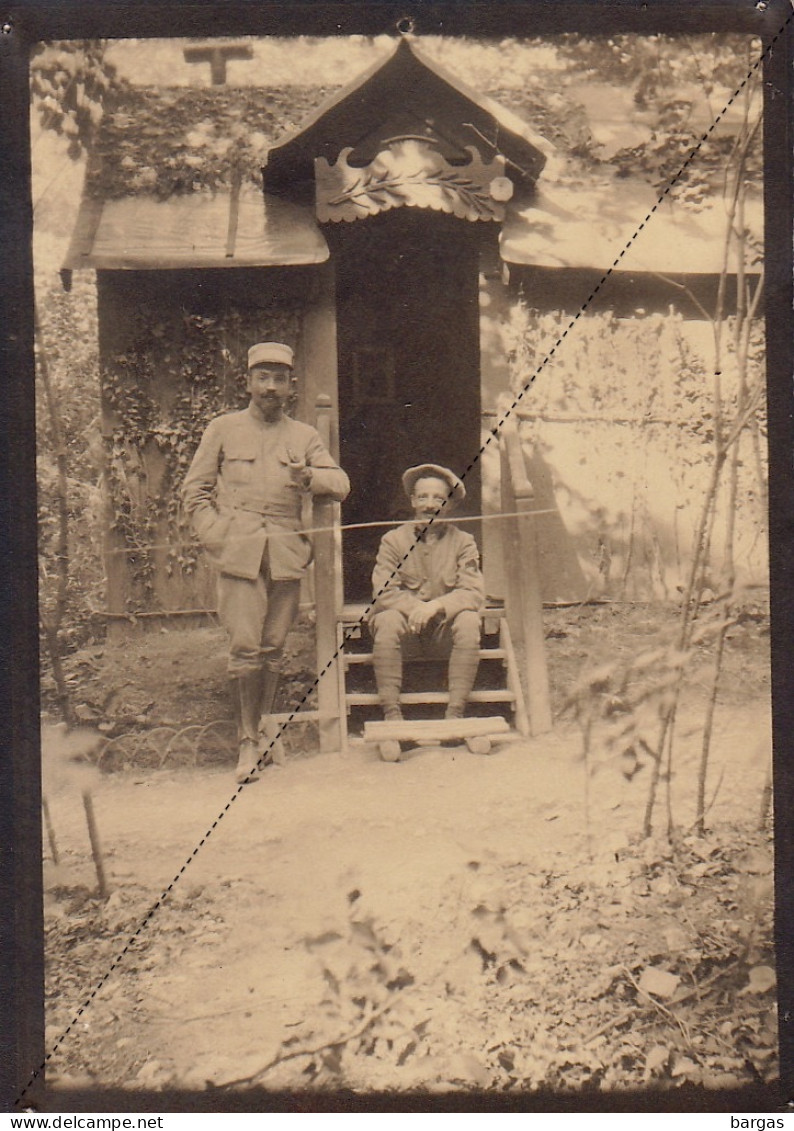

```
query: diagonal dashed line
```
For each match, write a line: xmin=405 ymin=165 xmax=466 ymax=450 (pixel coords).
xmin=18 ymin=19 xmax=783 ymax=1106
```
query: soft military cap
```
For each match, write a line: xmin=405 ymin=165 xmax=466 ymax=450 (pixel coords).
xmin=402 ymin=463 xmax=466 ymax=504
xmin=248 ymin=342 xmax=294 ymax=369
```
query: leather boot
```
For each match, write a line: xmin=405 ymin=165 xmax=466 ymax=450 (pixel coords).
xmin=444 ymin=639 xmax=487 ymax=750
xmin=259 ymin=665 xmax=286 ymax=767
xmin=373 ymin=647 xmax=403 ymax=761
xmin=446 ymin=641 xmax=480 ymax=720
xmin=234 ymin=671 xmax=264 ymax=784
xmin=373 ymin=657 xmax=403 ymax=721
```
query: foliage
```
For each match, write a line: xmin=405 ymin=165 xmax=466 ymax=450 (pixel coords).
xmin=446 ymin=833 xmax=776 ymax=1092
xmin=552 ymin=33 xmax=763 ymax=200
xmin=216 ymin=890 xmax=434 ymax=1091
xmin=209 ymin=831 xmax=775 ymax=1093
xmin=30 ymin=40 xmax=119 ymax=159
xmin=45 ymin=620 xmax=319 ymax=758
xmin=36 ymin=274 xmax=104 ymax=656
xmin=89 ymin=84 xmax=337 ymax=199
xmin=556 ymin=598 xmax=754 ymax=830
xmin=82 ymin=42 xmax=590 ymax=200
xmin=44 ymin=835 xmax=777 ymax=1094
xmin=421 ymin=35 xmax=601 ymax=158
xmin=488 ymin=84 xmax=594 ymax=156
xmin=503 ymin=37 xmax=765 ymax=840
xmin=44 ymin=877 xmax=222 ymax=1092
xmin=32 ymin=39 xmax=119 ymax=720
xmin=554 ymin=32 xmax=758 ymax=88
xmin=78 ymin=32 xmax=764 ymax=205
xmin=423 ymin=33 xmax=763 ymax=208
xmin=101 ymin=303 xmax=301 ymax=606
xmin=34 ymin=31 xmax=766 ymax=720
xmin=35 ymin=272 xmax=305 ymax=667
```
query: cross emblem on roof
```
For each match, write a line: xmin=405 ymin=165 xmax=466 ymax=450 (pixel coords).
xmin=183 ymin=39 xmax=254 ymax=84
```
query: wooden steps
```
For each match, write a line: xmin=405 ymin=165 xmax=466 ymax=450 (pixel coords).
xmin=343 ymin=648 xmax=508 ymax=665
xmin=345 ymin=689 xmax=517 ymax=706
xmin=335 ymin=602 xmax=529 ymax=752
xmin=308 ymin=398 xmax=553 ymax=755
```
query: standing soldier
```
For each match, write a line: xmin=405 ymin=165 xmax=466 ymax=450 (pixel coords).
xmin=182 ymin=343 xmax=350 ymax=783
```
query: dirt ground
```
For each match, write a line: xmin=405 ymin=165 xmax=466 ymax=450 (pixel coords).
xmin=40 ymin=600 xmax=778 ymax=1104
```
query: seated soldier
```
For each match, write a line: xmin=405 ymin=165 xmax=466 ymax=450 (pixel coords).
xmin=368 ymin=464 xmax=485 ymax=762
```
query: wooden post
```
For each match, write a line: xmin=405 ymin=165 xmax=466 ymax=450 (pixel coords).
xmin=500 ymin=616 xmax=530 ymax=737
xmin=501 ymin=419 xmax=552 ymax=735
xmin=313 ymin=395 xmax=343 ymax=753
xmin=82 ymin=790 xmax=109 ymax=899
xmin=500 ymin=436 xmax=524 ymax=647
xmin=42 ymin=797 xmax=60 ymax=865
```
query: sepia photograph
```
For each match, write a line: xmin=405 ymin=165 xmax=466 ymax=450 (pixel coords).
xmin=10 ymin=1 xmax=792 ymax=1112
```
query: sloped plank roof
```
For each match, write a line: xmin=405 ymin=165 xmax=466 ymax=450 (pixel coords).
xmin=63 ymin=187 xmax=328 ymax=269
xmin=67 ymin=42 xmax=759 ymax=278
xmin=501 ymin=177 xmax=763 ymax=275
xmin=264 ymin=38 xmax=554 ymax=196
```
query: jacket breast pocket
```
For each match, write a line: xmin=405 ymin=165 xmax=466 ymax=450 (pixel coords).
xmin=222 ymin=439 xmax=258 ymax=486
xmin=441 ymin=566 xmax=459 ymax=592
xmin=398 ymin=570 xmax=423 ymax=591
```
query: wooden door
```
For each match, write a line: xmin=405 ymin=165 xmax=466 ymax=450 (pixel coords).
xmin=331 ymin=210 xmax=483 ymax=602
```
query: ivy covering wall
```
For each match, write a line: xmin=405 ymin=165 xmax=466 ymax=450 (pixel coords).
xmin=97 ymin=267 xmax=309 ymax=614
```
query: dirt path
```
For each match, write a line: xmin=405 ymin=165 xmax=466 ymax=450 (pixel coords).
xmin=43 ymin=695 xmax=774 ymax=1097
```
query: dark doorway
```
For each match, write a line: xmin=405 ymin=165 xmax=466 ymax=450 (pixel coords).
xmin=330 ymin=210 xmax=484 ymax=602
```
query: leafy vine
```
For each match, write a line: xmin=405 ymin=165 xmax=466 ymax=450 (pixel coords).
xmin=102 ymin=304 xmax=301 ymax=609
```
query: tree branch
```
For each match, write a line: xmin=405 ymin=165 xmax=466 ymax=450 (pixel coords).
xmin=214 ymin=998 xmax=396 ymax=1090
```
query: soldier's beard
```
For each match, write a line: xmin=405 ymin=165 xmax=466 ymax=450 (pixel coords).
xmin=260 ymin=396 xmax=284 ymax=421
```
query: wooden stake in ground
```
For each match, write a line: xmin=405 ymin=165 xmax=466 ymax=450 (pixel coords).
xmin=82 ymin=790 xmax=109 ymax=899
xmin=42 ymin=796 xmax=60 ymax=865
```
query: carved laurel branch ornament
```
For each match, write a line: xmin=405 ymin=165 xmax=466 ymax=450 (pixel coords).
xmin=315 ymin=140 xmax=514 ymax=223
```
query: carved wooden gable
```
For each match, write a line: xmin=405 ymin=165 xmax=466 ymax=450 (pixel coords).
xmin=315 ymin=137 xmax=513 ymax=223
xmin=263 ymin=37 xmax=550 ymax=222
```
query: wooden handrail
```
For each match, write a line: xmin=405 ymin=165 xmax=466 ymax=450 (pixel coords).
xmin=313 ymin=394 xmax=342 ymax=752
xmin=501 ymin=417 xmax=534 ymax=502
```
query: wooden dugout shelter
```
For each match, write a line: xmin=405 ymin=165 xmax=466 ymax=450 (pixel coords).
xmin=63 ymin=36 xmax=762 ymax=749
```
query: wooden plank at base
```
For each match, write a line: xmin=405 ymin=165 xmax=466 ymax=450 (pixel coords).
xmin=364 ymin=717 xmax=510 ymax=743
xmin=347 ymin=689 xmax=515 ymax=706
xmin=268 ymin=711 xmax=322 ymax=724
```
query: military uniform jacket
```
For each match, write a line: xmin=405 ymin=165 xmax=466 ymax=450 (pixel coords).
xmin=182 ymin=405 xmax=350 ymax=581
xmin=370 ymin=522 xmax=485 ymax=620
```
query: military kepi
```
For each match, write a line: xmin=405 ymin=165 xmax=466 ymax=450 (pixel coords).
xmin=248 ymin=342 xmax=294 ymax=369
xmin=402 ymin=463 xmax=466 ymax=504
